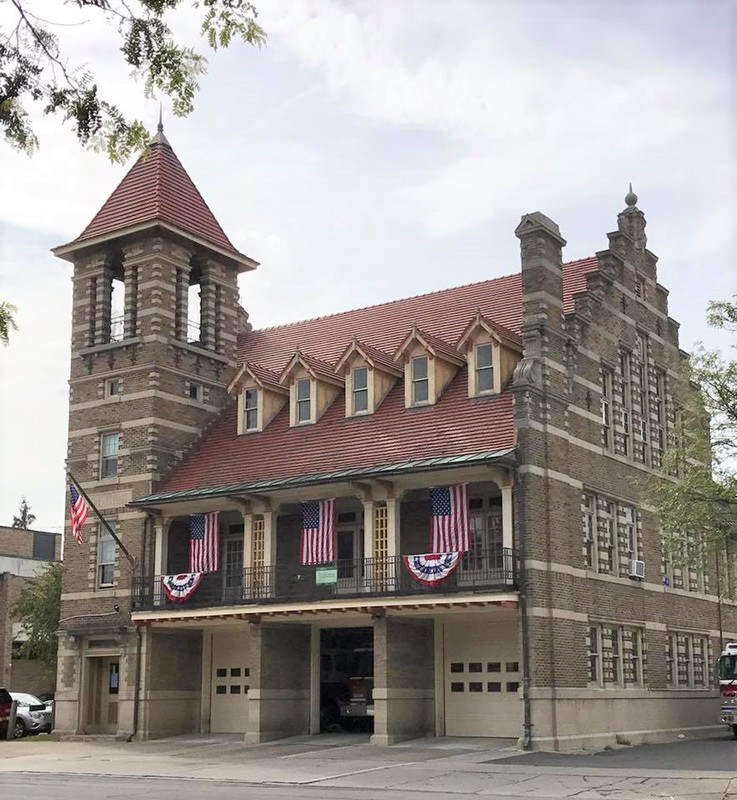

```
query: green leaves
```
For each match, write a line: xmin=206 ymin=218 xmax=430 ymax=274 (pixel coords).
xmin=3 ymin=1 xmax=266 ymax=162
xmin=0 ymin=302 xmax=18 ymax=345
xmin=12 ymin=562 xmax=62 ymax=678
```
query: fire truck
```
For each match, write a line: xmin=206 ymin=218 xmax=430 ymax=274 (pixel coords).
xmin=718 ymin=642 xmax=737 ymax=737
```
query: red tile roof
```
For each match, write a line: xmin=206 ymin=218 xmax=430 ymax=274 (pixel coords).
xmin=73 ymin=138 xmax=242 ymax=257
xmin=157 ymin=257 xmax=599 ymax=496
xmin=160 ymin=368 xmax=517 ymax=494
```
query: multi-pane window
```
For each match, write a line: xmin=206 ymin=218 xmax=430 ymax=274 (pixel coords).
xmin=106 ymin=378 xmax=122 ymax=397
xmin=652 ymin=369 xmax=666 ymax=467
xmin=352 ymin=366 xmax=369 ymax=413
xmin=411 ymin=356 xmax=429 ymax=404
xmin=475 ymin=344 xmax=494 ymax=394
xmin=224 ymin=536 xmax=244 ymax=590
xmin=101 ymin=432 xmax=120 ymax=478
xmin=296 ymin=378 xmax=312 ymax=422
xmin=589 ymin=624 xmax=644 ymax=687
xmin=581 ymin=492 xmax=638 ymax=575
xmin=463 ymin=496 xmax=504 ymax=572
xmin=601 ymin=368 xmax=613 ymax=450
xmin=98 ymin=522 xmax=116 ymax=586
xmin=667 ymin=633 xmax=710 ymax=688
xmin=635 ymin=334 xmax=649 ymax=464
xmin=244 ymin=388 xmax=259 ymax=430
xmin=619 ymin=350 xmax=631 ymax=457
xmin=582 ymin=494 xmax=596 ymax=568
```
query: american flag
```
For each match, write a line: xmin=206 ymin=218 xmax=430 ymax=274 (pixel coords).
xmin=301 ymin=499 xmax=335 ymax=565
xmin=69 ymin=481 xmax=90 ymax=545
xmin=189 ymin=512 xmax=220 ymax=573
xmin=430 ymin=484 xmax=470 ymax=552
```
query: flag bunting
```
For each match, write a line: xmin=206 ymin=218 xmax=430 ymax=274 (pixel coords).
xmin=403 ymin=552 xmax=461 ymax=586
xmin=162 ymin=573 xmax=203 ymax=603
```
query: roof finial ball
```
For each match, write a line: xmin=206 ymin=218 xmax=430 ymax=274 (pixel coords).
xmin=625 ymin=183 xmax=638 ymax=208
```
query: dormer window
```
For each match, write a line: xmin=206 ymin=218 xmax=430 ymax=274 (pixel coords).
xmin=411 ymin=356 xmax=429 ymax=405
xmin=296 ymin=378 xmax=312 ymax=422
xmin=244 ymin=388 xmax=259 ymax=431
xmin=475 ymin=344 xmax=494 ymax=394
xmin=456 ymin=312 xmax=523 ymax=399
xmin=352 ymin=367 xmax=369 ymax=413
xmin=335 ymin=339 xmax=401 ymax=418
xmin=228 ymin=362 xmax=288 ymax=435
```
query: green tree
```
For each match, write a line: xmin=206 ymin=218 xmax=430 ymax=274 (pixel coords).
xmin=12 ymin=562 xmax=62 ymax=678
xmin=3 ymin=1 xmax=266 ymax=162
xmin=649 ymin=297 xmax=737 ymax=562
xmin=0 ymin=301 xmax=18 ymax=345
xmin=11 ymin=496 xmax=36 ymax=529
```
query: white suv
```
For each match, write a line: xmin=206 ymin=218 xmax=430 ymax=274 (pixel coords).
xmin=10 ymin=692 xmax=52 ymax=738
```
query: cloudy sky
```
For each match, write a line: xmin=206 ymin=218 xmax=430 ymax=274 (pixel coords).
xmin=0 ymin=0 xmax=735 ymax=534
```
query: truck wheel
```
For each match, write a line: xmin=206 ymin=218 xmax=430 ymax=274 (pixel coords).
xmin=13 ymin=719 xmax=26 ymax=739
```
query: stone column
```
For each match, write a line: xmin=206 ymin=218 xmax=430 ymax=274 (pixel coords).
xmin=199 ymin=268 xmax=217 ymax=349
xmin=246 ymin=623 xmax=310 ymax=743
xmin=501 ymin=480 xmax=514 ymax=551
xmin=371 ymin=617 xmax=434 ymax=745
xmin=95 ymin=260 xmax=113 ymax=345
xmin=385 ymin=498 xmax=401 ymax=558
xmin=362 ymin=500 xmax=375 ymax=561
xmin=153 ymin=517 xmax=169 ymax=606
xmin=123 ymin=260 xmax=139 ymax=340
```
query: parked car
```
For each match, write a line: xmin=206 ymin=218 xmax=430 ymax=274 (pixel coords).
xmin=0 ymin=687 xmax=12 ymax=737
xmin=10 ymin=692 xmax=52 ymax=738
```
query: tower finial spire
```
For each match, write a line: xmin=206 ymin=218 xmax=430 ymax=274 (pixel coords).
xmin=624 ymin=182 xmax=638 ymax=208
xmin=152 ymin=103 xmax=169 ymax=145
xmin=157 ymin=101 xmax=163 ymax=133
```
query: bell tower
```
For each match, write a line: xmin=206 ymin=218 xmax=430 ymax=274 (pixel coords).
xmin=52 ymin=124 xmax=257 ymax=737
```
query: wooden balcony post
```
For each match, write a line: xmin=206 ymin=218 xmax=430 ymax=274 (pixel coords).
xmin=386 ymin=498 xmax=401 ymax=558
xmin=153 ymin=515 xmax=170 ymax=576
xmin=500 ymin=479 xmax=514 ymax=551
xmin=362 ymin=500 xmax=375 ymax=560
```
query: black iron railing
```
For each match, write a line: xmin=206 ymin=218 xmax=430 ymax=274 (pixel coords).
xmin=132 ymin=548 xmax=517 ymax=611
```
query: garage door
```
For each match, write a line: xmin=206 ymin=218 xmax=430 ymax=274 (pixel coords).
xmin=443 ymin=620 xmax=521 ymax=737
xmin=210 ymin=629 xmax=250 ymax=733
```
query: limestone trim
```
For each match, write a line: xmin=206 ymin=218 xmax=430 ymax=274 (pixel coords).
xmin=61 ymin=589 xmax=132 ymax=601
xmin=530 ymin=687 xmax=716 ymax=700
xmin=69 ymin=417 xmax=201 ymax=437
xmin=70 ymin=389 xmax=220 ymax=413
xmin=517 ymin=465 xmax=583 ymax=489
xmin=528 ymin=607 xmax=588 ymax=622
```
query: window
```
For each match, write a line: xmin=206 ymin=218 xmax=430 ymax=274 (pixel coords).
xmin=668 ymin=632 xmax=710 ymax=689
xmin=296 ymin=378 xmax=312 ymax=422
xmin=352 ymin=366 xmax=369 ymax=413
xmin=587 ymin=626 xmax=600 ymax=683
xmin=188 ymin=383 xmax=201 ymax=401
xmin=601 ymin=368 xmax=613 ymax=450
xmin=622 ymin=506 xmax=637 ymax=557
xmin=98 ymin=523 xmax=116 ymax=586
xmin=244 ymin=388 xmax=259 ymax=431
xmin=475 ymin=343 xmax=494 ymax=394
xmin=619 ymin=350 xmax=631 ymax=458
xmin=100 ymin=432 xmax=120 ymax=479
xmin=652 ymin=369 xmax=666 ymax=467
xmin=411 ymin=356 xmax=429 ymax=404
xmin=106 ymin=378 xmax=122 ymax=397
xmin=462 ymin=495 xmax=503 ymax=574
xmin=582 ymin=494 xmax=595 ymax=568
xmin=590 ymin=624 xmax=644 ymax=687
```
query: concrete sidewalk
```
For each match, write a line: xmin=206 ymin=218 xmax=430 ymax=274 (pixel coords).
xmin=0 ymin=734 xmax=735 ymax=799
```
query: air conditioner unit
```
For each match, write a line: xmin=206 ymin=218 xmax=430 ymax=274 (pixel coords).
xmin=629 ymin=559 xmax=645 ymax=579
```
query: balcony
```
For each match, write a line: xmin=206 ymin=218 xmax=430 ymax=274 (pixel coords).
xmin=132 ymin=548 xmax=517 ymax=611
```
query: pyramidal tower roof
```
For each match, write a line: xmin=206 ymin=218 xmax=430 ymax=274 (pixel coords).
xmin=54 ymin=124 xmax=256 ymax=268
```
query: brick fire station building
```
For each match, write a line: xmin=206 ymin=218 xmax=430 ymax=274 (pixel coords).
xmin=51 ymin=126 xmax=736 ymax=749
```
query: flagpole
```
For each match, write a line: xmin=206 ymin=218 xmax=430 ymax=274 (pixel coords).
xmin=67 ymin=470 xmax=136 ymax=568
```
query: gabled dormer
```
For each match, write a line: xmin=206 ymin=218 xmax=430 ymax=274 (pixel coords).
xmin=280 ymin=351 xmax=344 ymax=426
xmin=334 ymin=338 xmax=403 ymax=417
xmin=393 ymin=326 xmax=464 ymax=408
xmin=228 ymin=362 xmax=288 ymax=434
xmin=456 ymin=312 xmax=523 ymax=397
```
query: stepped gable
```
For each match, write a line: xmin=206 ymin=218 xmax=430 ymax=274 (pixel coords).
xmin=69 ymin=131 xmax=243 ymax=257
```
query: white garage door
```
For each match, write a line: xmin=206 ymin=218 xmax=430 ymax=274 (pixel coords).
xmin=210 ymin=629 xmax=250 ymax=733
xmin=443 ymin=620 xmax=521 ymax=737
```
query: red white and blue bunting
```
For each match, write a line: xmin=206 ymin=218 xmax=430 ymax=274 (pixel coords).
xmin=403 ymin=552 xmax=461 ymax=586
xmin=162 ymin=572 xmax=203 ymax=603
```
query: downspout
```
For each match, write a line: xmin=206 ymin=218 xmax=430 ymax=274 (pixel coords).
xmin=516 ymin=474 xmax=533 ymax=749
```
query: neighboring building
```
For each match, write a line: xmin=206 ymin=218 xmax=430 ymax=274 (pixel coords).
xmin=50 ymin=127 xmax=736 ymax=749
xmin=0 ymin=525 xmax=61 ymax=696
